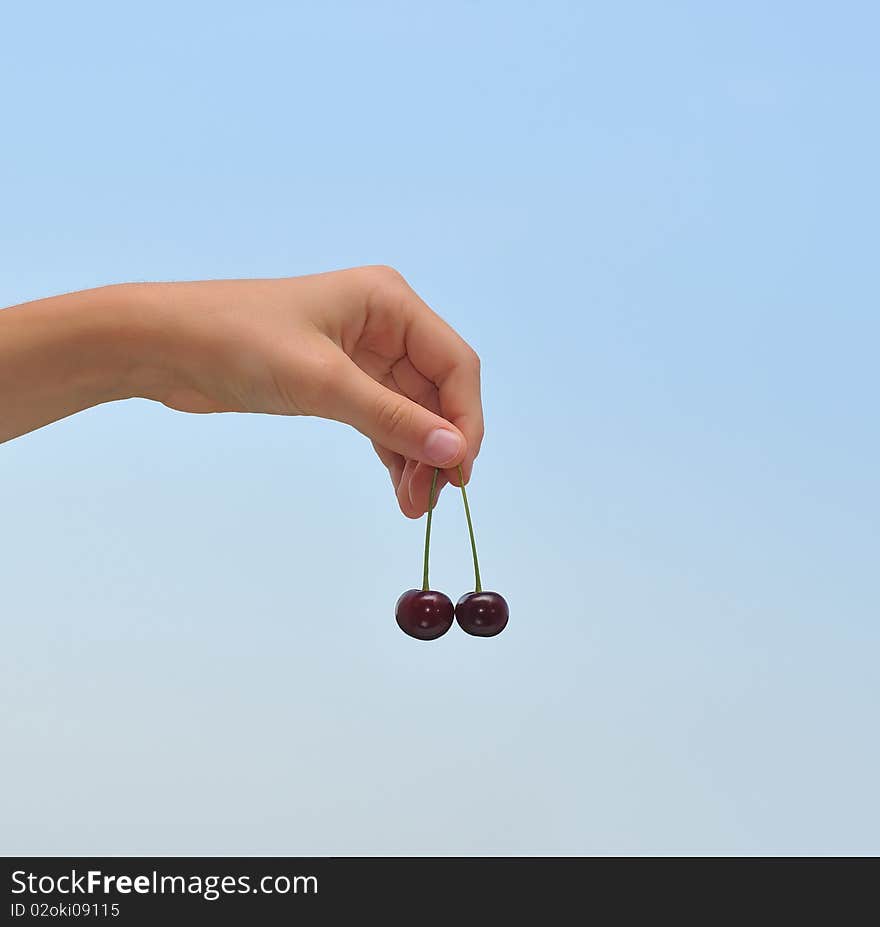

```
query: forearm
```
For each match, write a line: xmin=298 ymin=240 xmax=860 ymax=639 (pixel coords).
xmin=0 ymin=285 xmax=151 ymax=443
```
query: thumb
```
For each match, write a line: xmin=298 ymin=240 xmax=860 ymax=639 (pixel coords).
xmin=327 ymin=360 xmax=466 ymax=467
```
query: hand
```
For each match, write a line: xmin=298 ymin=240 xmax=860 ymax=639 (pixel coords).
xmin=123 ymin=266 xmax=484 ymax=516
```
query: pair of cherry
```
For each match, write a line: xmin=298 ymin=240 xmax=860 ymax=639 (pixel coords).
xmin=395 ymin=467 xmax=509 ymax=640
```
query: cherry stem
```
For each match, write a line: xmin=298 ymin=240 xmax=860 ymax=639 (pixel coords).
xmin=457 ymin=465 xmax=482 ymax=593
xmin=422 ymin=467 xmax=440 ymax=591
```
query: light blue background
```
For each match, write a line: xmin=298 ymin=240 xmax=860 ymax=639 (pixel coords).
xmin=2 ymin=1 xmax=878 ymax=855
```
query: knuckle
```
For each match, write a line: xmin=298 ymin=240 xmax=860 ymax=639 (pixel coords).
xmin=360 ymin=264 xmax=407 ymax=290
xmin=375 ymin=395 xmax=411 ymax=437
xmin=354 ymin=265 xmax=411 ymax=315
xmin=376 ymin=264 xmax=406 ymax=284
xmin=457 ymin=344 xmax=481 ymax=379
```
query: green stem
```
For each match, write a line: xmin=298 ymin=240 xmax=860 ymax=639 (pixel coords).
xmin=457 ymin=465 xmax=482 ymax=593
xmin=422 ymin=467 xmax=440 ymax=591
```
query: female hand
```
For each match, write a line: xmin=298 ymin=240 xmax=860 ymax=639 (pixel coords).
xmin=0 ymin=266 xmax=484 ymax=516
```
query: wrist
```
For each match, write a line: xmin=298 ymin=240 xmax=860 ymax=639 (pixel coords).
xmin=102 ymin=280 xmax=249 ymax=413
xmin=93 ymin=283 xmax=173 ymax=402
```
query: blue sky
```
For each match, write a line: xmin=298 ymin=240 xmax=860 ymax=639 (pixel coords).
xmin=1 ymin=1 xmax=878 ymax=854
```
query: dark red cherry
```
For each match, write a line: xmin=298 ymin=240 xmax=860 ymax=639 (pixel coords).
xmin=455 ymin=591 xmax=509 ymax=637
xmin=395 ymin=589 xmax=454 ymax=640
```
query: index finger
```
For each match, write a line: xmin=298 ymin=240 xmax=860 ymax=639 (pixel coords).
xmin=386 ymin=279 xmax=484 ymax=483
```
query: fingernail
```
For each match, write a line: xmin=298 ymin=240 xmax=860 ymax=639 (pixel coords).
xmin=423 ymin=428 xmax=463 ymax=466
